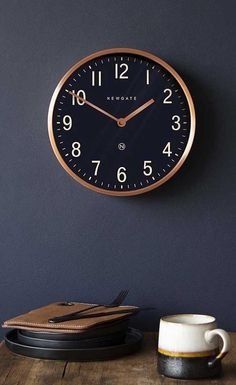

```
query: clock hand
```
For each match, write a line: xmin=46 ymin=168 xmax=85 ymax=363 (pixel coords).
xmin=124 ymin=98 xmax=155 ymax=123
xmin=68 ymin=91 xmax=119 ymax=123
xmin=117 ymin=99 xmax=155 ymax=127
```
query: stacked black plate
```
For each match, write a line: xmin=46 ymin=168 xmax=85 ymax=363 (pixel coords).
xmin=5 ymin=319 xmax=143 ymax=361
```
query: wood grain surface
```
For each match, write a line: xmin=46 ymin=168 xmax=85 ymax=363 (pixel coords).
xmin=0 ymin=333 xmax=235 ymax=385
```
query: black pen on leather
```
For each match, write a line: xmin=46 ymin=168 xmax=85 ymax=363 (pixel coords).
xmin=49 ymin=307 xmax=155 ymax=324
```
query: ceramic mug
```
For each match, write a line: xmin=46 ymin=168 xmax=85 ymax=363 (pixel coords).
xmin=158 ymin=314 xmax=231 ymax=379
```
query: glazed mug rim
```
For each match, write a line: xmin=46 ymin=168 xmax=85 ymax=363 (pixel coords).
xmin=161 ymin=313 xmax=216 ymax=326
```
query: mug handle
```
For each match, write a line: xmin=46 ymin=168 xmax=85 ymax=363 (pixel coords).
xmin=205 ymin=329 xmax=231 ymax=367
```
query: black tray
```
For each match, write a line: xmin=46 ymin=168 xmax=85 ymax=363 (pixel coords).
xmin=17 ymin=330 xmax=126 ymax=349
xmin=5 ymin=328 xmax=143 ymax=361
xmin=20 ymin=319 xmax=129 ymax=340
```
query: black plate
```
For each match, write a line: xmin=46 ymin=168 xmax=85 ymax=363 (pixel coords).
xmin=20 ymin=319 xmax=129 ymax=340
xmin=17 ymin=330 xmax=126 ymax=349
xmin=5 ymin=328 xmax=143 ymax=361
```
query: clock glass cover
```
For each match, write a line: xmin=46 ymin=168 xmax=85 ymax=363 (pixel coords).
xmin=48 ymin=48 xmax=195 ymax=196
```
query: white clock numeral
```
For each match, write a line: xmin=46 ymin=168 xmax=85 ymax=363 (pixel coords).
xmin=71 ymin=90 xmax=86 ymax=105
xmin=172 ymin=115 xmax=181 ymax=130
xmin=115 ymin=63 xmax=128 ymax=79
xmin=117 ymin=167 xmax=127 ymax=182
xmin=146 ymin=69 xmax=150 ymax=85
xmin=71 ymin=142 xmax=81 ymax=157
xmin=92 ymin=160 xmax=100 ymax=176
xmin=143 ymin=161 xmax=152 ymax=176
xmin=162 ymin=142 xmax=172 ymax=157
xmin=63 ymin=115 xmax=72 ymax=131
xmin=163 ymin=88 xmax=172 ymax=104
xmin=92 ymin=71 xmax=102 ymax=86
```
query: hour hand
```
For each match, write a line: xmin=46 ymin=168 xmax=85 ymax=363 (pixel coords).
xmin=67 ymin=91 xmax=119 ymax=123
xmin=117 ymin=98 xmax=155 ymax=127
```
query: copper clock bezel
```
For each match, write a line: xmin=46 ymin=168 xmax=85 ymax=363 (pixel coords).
xmin=48 ymin=48 xmax=196 ymax=196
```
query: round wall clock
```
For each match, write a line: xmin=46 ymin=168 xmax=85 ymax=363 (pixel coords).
xmin=48 ymin=48 xmax=195 ymax=196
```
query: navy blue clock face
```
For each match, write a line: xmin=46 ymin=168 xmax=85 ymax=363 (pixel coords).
xmin=48 ymin=49 xmax=195 ymax=195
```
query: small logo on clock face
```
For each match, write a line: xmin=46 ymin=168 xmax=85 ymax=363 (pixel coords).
xmin=106 ymin=96 xmax=137 ymax=101
xmin=118 ymin=143 xmax=126 ymax=151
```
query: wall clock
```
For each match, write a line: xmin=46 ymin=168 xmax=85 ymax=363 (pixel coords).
xmin=48 ymin=48 xmax=195 ymax=196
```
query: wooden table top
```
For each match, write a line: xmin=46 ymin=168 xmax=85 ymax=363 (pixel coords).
xmin=0 ymin=332 xmax=235 ymax=384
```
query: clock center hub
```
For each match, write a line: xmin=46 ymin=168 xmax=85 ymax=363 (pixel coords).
xmin=117 ymin=118 xmax=126 ymax=127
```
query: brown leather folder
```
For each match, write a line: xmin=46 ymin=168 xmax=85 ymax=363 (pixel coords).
xmin=3 ymin=302 xmax=137 ymax=333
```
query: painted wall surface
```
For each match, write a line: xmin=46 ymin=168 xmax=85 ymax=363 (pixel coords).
xmin=0 ymin=0 xmax=235 ymax=338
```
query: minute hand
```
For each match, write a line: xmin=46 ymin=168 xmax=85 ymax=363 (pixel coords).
xmin=123 ymin=98 xmax=155 ymax=123
xmin=68 ymin=91 xmax=118 ymax=123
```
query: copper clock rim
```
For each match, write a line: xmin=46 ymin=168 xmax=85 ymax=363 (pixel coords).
xmin=48 ymin=47 xmax=196 ymax=196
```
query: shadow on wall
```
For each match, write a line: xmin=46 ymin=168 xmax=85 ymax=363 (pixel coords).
xmin=120 ymin=69 xmax=218 ymax=202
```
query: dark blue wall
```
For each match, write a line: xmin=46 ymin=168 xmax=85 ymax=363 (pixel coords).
xmin=1 ymin=0 xmax=236 ymax=338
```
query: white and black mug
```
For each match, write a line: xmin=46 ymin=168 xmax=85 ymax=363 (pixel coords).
xmin=158 ymin=314 xmax=231 ymax=379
